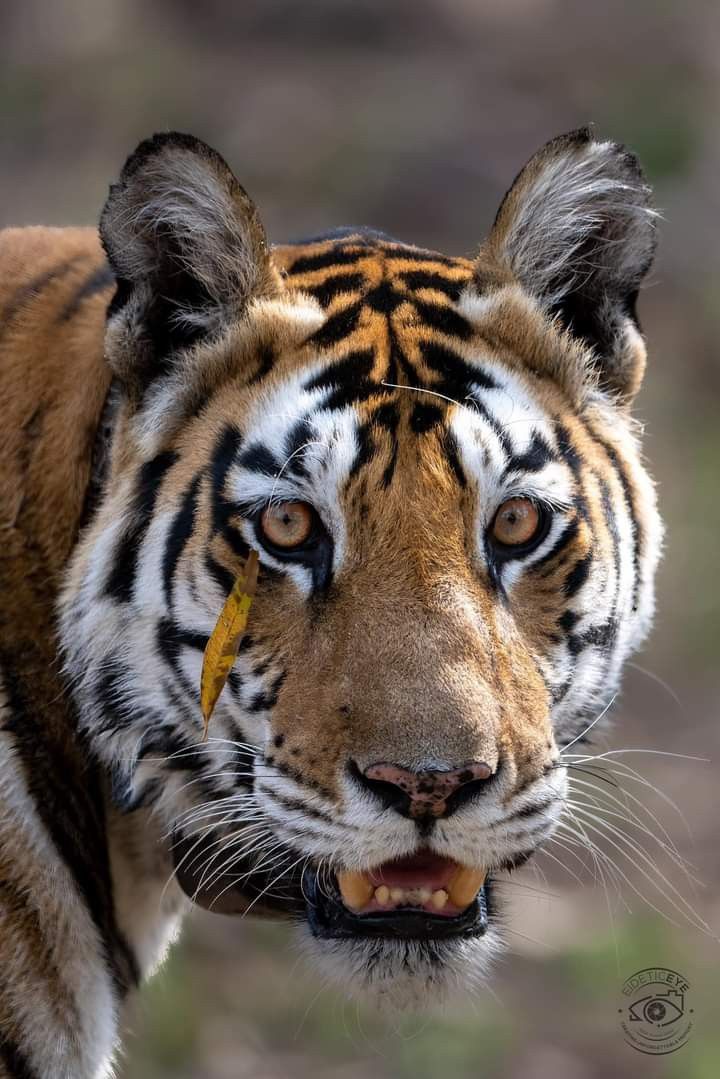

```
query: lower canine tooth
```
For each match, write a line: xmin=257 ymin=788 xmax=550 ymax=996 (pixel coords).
xmin=447 ymin=866 xmax=486 ymax=908
xmin=337 ymin=870 xmax=374 ymax=910
xmin=375 ymin=885 xmax=390 ymax=905
xmin=431 ymin=889 xmax=448 ymax=910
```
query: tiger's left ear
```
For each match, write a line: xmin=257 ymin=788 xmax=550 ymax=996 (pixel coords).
xmin=100 ymin=132 xmax=278 ymax=396
xmin=479 ymin=128 xmax=658 ymax=400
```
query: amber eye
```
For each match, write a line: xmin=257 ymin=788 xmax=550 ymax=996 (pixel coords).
xmin=259 ymin=501 xmax=315 ymax=549
xmin=491 ymin=497 xmax=543 ymax=550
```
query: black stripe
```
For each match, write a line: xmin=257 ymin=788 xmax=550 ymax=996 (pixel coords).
xmin=163 ymin=473 xmax=202 ymax=605
xmin=248 ymin=670 xmax=286 ymax=713
xmin=210 ymin=424 xmax=243 ymax=535
xmin=443 ymin=430 xmax=467 ymax=488
xmin=0 ymin=1035 xmax=39 ymax=1079
xmin=247 ymin=343 xmax=276 ymax=384
xmin=583 ymin=421 xmax=642 ymax=614
xmin=502 ymin=431 xmax=555 ymax=477
xmin=304 ymin=272 xmax=364 ymax=307
xmin=413 ymin=298 xmax=472 ymax=340
xmin=57 ymin=263 xmax=115 ymax=322
xmin=420 ymin=340 xmax=498 ymax=400
xmin=308 ymin=300 xmax=363 ymax=349
xmin=530 ymin=517 xmax=580 ymax=570
xmin=399 ymin=269 xmax=462 ymax=299
xmin=105 ymin=451 xmax=179 ymax=602
xmin=304 ymin=347 xmax=376 ymax=410
xmin=0 ymin=258 xmax=84 ymax=345
xmin=283 ymin=418 xmax=316 ymax=477
xmin=259 ymin=787 xmax=337 ymax=825
xmin=563 ymin=554 xmax=592 ymax=598
xmin=237 ymin=442 xmax=280 ymax=477
xmin=287 ymin=248 xmax=366 ymax=275
xmin=410 ymin=401 xmax=443 ymax=434
xmin=0 ymin=650 xmax=139 ymax=998
xmin=554 ymin=422 xmax=583 ymax=478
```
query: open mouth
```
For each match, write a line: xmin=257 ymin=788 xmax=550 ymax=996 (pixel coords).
xmin=305 ymin=850 xmax=489 ymax=941
xmin=173 ymin=833 xmax=489 ymax=942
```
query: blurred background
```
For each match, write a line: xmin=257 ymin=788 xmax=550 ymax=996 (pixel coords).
xmin=2 ymin=1 xmax=719 ymax=1076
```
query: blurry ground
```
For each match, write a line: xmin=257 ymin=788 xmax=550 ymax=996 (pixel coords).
xmin=1 ymin=1 xmax=719 ymax=1076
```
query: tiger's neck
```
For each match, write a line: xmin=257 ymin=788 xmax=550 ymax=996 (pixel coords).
xmin=0 ymin=227 xmax=185 ymax=989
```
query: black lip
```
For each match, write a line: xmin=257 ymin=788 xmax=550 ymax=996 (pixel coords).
xmin=302 ymin=866 xmax=490 ymax=941
xmin=173 ymin=831 xmax=491 ymax=942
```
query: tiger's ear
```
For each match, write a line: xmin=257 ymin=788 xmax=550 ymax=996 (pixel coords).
xmin=100 ymin=132 xmax=277 ymax=395
xmin=480 ymin=128 xmax=658 ymax=400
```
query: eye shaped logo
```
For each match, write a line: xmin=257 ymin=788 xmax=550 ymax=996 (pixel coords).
xmin=619 ymin=968 xmax=693 ymax=1055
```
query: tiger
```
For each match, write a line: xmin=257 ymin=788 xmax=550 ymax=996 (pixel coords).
xmin=0 ymin=127 xmax=662 ymax=1077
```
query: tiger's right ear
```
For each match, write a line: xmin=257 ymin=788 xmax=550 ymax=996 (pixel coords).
xmin=100 ymin=132 xmax=278 ymax=396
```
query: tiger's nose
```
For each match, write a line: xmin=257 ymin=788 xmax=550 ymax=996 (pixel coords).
xmin=353 ymin=760 xmax=495 ymax=820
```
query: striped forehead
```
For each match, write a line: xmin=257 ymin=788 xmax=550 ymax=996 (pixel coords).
xmin=227 ymin=348 xmax=572 ymax=518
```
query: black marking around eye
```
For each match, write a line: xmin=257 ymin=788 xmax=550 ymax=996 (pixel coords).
xmin=105 ymin=450 xmax=179 ymax=602
xmin=529 ymin=517 xmax=580 ymax=570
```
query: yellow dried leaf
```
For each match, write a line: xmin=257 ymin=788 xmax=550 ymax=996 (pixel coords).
xmin=200 ymin=549 xmax=259 ymax=739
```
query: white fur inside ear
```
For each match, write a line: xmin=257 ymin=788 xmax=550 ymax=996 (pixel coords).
xmin=493 ymin=136 xmax=658 ymax=311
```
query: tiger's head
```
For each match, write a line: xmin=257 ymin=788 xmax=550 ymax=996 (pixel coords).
xmin=60 ymin=129 xmax=662 ymax=1006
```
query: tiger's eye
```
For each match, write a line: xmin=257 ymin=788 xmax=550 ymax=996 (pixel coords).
xmin=259 ymin=502 xmax=314 ymax=549
xmin=492 ymin=498 xmax=541 ymax=547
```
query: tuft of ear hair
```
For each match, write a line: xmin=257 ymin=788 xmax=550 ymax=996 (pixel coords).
xmin=100 ymin=132 xmax=277 ymax=393
xmin=481 ymin=127 xmax=658 ymax=399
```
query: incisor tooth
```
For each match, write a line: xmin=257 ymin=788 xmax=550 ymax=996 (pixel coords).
xmin=418 ymin=887 xmax=432 ymax=904
xmin=336 ymin=870 xmax=373 ymax=910
xmin=431 ymin=889 xmax=448 ymax=910
xmin=390 ymin=887 xmax=404 ymax=903
xmin=447 ymin=866 xmax=486 ymax=908
xmin=375 ymin=885 xmax=390 ymax=905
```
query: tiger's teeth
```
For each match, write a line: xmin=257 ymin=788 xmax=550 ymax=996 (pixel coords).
xmin=431 ymin=889 xmax=448 ymax=910
xmin=389 ymin=887 xmax=404 ymax=903
xmin=336 ymin=870 xmax=374 ymax=910
xmin=447 ymin=866 xmax=486 ymax=908
xmin=375 ymin=885 xmax=390 ymax=906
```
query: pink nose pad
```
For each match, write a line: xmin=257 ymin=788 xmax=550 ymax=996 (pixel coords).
xmin=363 ymin=761 xmax=493 ymax=819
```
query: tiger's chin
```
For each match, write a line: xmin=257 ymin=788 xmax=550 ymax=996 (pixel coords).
xmin=297 ymin=925 xmax=505 ymax=1011
xmin=172 ymin=833 xmax=503 ymax=1008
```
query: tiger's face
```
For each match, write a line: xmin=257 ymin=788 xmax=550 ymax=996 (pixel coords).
xmin=60 ymin=130 xmax=661 ymax=1005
